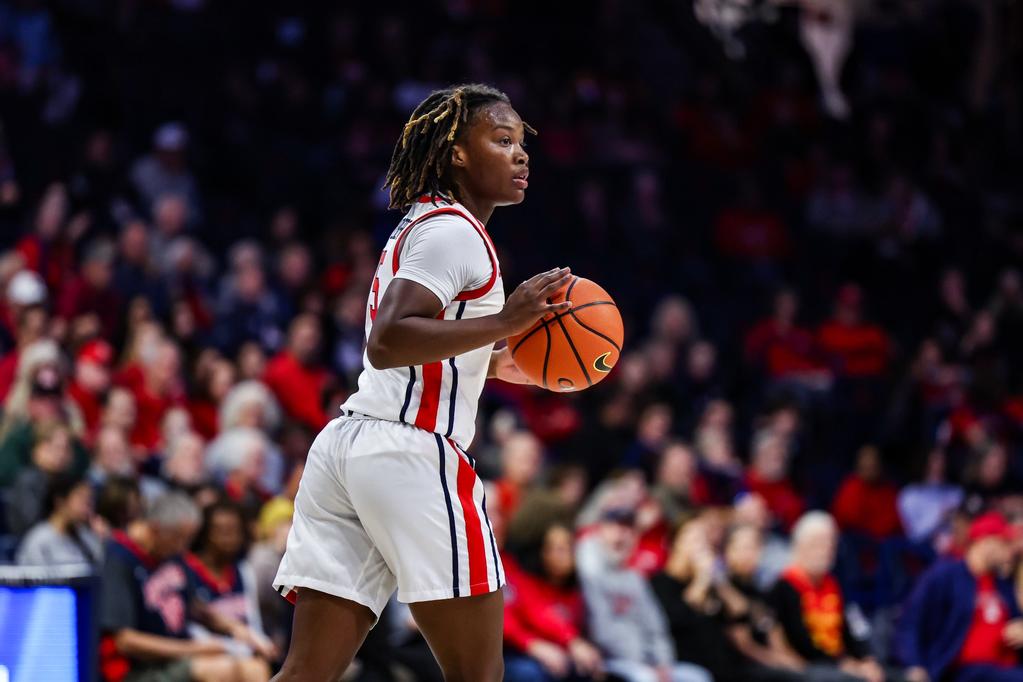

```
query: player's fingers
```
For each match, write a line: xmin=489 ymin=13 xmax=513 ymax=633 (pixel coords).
xmin=526 ymin=266 xmax=563 ymax=287
xmin=538 ymin=274 xmax=572 ymax=298
xmin=536 ymin=266 xmax=570 ymax=288
xmin=544 ymin=301 xmax=572 ymax=313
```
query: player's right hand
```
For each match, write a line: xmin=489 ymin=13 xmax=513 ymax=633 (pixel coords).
xmin=499 ymin=267 xmax=573 ymax=335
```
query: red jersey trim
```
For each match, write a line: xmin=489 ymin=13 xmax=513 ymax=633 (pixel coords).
xmin=391 ymin=204 xmax=499 ymax=300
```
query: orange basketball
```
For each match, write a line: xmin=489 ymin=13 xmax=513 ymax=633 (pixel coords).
xmin=508 ymin=276 xmax=624 ymax=392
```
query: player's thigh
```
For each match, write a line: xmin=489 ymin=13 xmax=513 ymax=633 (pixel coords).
xmin=346 ymin=426 xmax=503 ymax=603
xmin=272 ymin=588 xmax=376 ymax=682
xmin=408 ymin=590 xmax=505 ymax=682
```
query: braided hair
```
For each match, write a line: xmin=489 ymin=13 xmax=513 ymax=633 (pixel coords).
xmin=383 ymin=83 xmax=536 ymax=210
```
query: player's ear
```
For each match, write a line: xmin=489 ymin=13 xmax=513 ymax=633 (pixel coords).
xmin=450 ymin=143 xmax=467 ymax=168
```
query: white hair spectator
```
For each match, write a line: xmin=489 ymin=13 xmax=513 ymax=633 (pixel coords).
xmin=206 ymin=426 xmax=268 ymax=480
xmin=146 ymin=491 xmax=200 ymax=528
xmin=219 ymin=380 xmax=282 ymax=433
xmin=791 ymin=510 xmax=837 ymax=548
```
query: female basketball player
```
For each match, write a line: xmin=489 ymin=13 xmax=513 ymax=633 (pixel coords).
xmin=272 ymin=84 xmax=572 ymax=682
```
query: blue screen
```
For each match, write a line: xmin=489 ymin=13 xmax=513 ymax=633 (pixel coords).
xmin=0 ymin=586 xmax=79 ymax=682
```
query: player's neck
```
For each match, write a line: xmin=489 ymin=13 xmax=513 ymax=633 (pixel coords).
xmin=455 ymin=194 xmax=494 ymax=226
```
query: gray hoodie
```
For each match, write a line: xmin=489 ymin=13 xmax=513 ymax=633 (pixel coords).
xmin=576 ymin=535 xmax=675 ymax=666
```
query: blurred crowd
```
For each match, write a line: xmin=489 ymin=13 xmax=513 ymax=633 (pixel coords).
xmin=1 ymin=0 xmax=1023 ymax=681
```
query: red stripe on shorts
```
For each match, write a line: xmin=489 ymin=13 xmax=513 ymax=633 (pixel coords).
xmin=415 ymin=361 xmax=443 ymax=431
xmin=453 ymin=445 xmax=489 ymax=595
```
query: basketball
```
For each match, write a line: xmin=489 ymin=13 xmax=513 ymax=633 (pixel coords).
xmin=508 ymin=276 xmax=624 ymax=392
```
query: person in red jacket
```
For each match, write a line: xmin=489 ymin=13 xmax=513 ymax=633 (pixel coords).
xmin=744 ymin=289 xmax=831 ymax=387
xmin=56 ymin=240 xmax=123 ymax=341
xmin=68 ymin=339 xmax=114 ymax=445
xmin=262 ymin=314 xmax=331 ymax=431
xmin=116 ymin=337 xmax=185 ymax=453
xmin=744 ymin=429 xmax=805 ymax=532
xmin=831 ymin=444 xmax=902 ymax=540
xmin=503 ymin=522 xmax=604 ymax=681
xmin=816 ymin=284 xmax=891 ymax=379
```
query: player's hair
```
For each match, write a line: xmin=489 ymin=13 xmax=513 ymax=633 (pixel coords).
xmin=383 ymin=83 xmax=536 ymax=210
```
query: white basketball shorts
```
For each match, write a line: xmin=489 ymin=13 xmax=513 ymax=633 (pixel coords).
xmin=273 ymin=414 xmax=504 ymax=617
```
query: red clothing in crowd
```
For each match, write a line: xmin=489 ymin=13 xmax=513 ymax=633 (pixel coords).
xmin=68 ymin=381 xmax=103 ymax=444
xmin=744 ymin=320 xmax=826 ymax=379
xmin=263 ymin=351 xmax=330 ymax=431
xmin=745 ymin=470 xmax=805 ymax=531
xmin=816 ymin=321 xmax=890 ymax=378
xmin=831 ymin=475 xmax=902 ymax=539
xmin=503 ymin=557 xmax=585 ymax=653
xmin=56 ymin=277 xmax=122 ymax=340
xmin=16 ymin=234 xmax=75 ymax=293
xmin=187 ymin=400 xmax=219 ymax=441
xmin=115 ymin=364 xmax=183 ymax=452
xmin=0 ymin=350 xmax=18 ymax=402
xmin=956 ymin=573 xmax=1017 ymax=668
xmin=496 ymin=479 xmax=524 ymax=522
xmin=714 ymin=207 xmax=791 ymax=261
xmin=628 ymin=520 xmax=671 ymax=577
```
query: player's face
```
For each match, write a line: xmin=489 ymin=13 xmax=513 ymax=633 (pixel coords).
xmin=452 ymin=102 xmax=529 ymax=207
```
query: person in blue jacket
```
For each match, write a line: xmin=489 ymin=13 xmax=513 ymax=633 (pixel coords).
xmin=897 ymin=512 xmax=1023 ymax=682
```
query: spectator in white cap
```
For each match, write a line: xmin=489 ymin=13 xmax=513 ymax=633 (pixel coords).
xmin=130 ymin=121 xmax=200 ymax=218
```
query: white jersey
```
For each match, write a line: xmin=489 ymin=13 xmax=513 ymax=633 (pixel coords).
xmin=341 ymin=196 xmax=504 ymax=448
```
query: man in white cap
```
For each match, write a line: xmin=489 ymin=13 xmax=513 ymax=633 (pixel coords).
xmin=130 ymin=121 xmax=200 ymax=218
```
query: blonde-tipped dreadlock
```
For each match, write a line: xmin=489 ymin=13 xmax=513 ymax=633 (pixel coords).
xmin=383 ymin=83 xmax=536 ymax=210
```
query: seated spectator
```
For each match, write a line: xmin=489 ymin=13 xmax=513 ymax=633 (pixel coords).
xmin=250 ymin=494 xmax=296 ymax=654
xmin=504 ymin=521 xmax=604 ymax=681
xmin=205 ymin=427 xmax=270 ymax=516
xmin=56 ymin=239 xmax=122 ymax=340
xmin=117 ymin=337 xmax=185 ymax=453
xmin=187 ymin=357 xmax=236 ymax=440
xmin=832 ymin=445 xmax=902 ymax=540
xmin=495 ymin=430 xmax=544 ymax=522
xmin=622 ymin=402 xmax=673 ymax=475
xmin=897 ymin=449 xmax=963 ymax=547
xmin=262 ymin=313 xmax=330 ymax=431
xmin=0 ymin=280 xmax=48 ymax=402
xmin=88 ymin=426 xmax=137 ymax=487
xmin=898 ymin=512 xmax=1023 ymax=682
xmin=652 ymin=518 xmax=801 ymax=682
xmin=181 ymin=501 xmax=278 ymax=661
xmin=650 ymin=441 xmax=704 ymax=524
xmin=693 ymin=400 xmax=744 ymax=505
xmin=816 ymin=285 xmax=890 ymax=379
xmin=99 ymin=492 xmax=269 ymax=682
xmin=733 ymin=493 xmax=791 ymax=589
xmin=744 ymin=288 xmax=831 ymax=388
xmin=130 ymin=124 xmax=200 ymax=217
xmin=723 ymin=524 xmax=805 ymax=676
xmin=68 ymin=339 xmax=114 ymax=444
xmin=577 ymin=507 xmax=712 ymax=682
xmin=141 ymin=430 xmax=209 ymax=503
xmin=16 ymin=472 xmax=102 ymax=566
xmin=5 ymin=421 xmax=75 ymax=535
xmin=213 ymin=249 xmax=287 ymax=357
xmin=773 ymin=511 xmax=905 ymax=681
xmin=745 ymin=429 xmax=805 ymax=532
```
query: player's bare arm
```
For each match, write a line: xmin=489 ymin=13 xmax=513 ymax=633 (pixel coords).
xmin=366 ymin=266 xmax=572 ymax=370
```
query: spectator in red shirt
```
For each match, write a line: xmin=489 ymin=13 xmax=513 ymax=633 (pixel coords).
xmin=817 ymin=284 xmax=891 ymax=378
xmin=744 ymin=429 xmax=805 ymax=532
xmin=68 ymin=339 xmax=114 ymax=445
xmin=714 ymin=180 xmax=791 ymax=263
xmin=831 ymin=444 xmax=902 ymax=540
xmin=0 ymin=295 xmax=49 ymax=402
xmin=263 ymin=313 xmax=330 ymax=431
xmin=56 ymin=240 xmax=122 ymax=341
xmin=744 ymin=289 xmax=831 ymax=386
xmin=117 ymin=338 xmax=184 ymax=453
xmin=187 ymin=357 xmax=236 ymax=440
xmin=495 ymin=431 xmax=543 ymax=522
xmin=503 ymin=522 xmax=604 ymax=682
xmin=16 ymin=183 xmax=78 ymax=294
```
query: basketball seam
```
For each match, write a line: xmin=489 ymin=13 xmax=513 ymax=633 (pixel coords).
xmin=541 ymin=320 xmax=551 ymax=390
xmin=553 ymin=314 xmax=593 ymax=388
xmin=570 ymin=311 xmax=622 ymax=354
xmin=510 ymin=300 xmax=616 ymax=355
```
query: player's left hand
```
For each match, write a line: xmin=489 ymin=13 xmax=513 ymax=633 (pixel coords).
xmin=488 ymin=347 xmax=533 ymax=384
